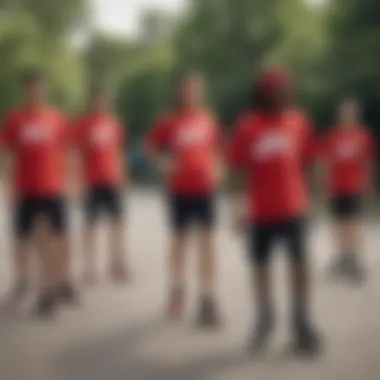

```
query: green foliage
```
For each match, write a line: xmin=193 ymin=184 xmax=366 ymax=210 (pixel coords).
xmin=0 ymin=0 xmax=379 ymax=170
xmin=115 ymin=41 xmax=177 ymax=138
xmin=327 ymin=0 xmax=380 ymax=130
xmin=174 ymin=0 xmax=285 ymax=125
xmin=0 ymin=4 xmax=84 ymax=116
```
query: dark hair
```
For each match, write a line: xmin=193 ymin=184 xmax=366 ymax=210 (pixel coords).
xmin=21 ymin=68 xmax=45 ymax=86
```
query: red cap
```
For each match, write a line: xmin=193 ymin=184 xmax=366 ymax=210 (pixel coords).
xmin=257 ymin=67 xmax=290 ymax=92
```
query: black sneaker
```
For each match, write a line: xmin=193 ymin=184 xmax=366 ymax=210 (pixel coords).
xmin=35 ymin=294 xmax=56 ymax=319
xmin=291 ymin=320 xmax=322 ymax=357
xmin=197 ymin=297 xmax=221 ymax=328
xmin=56 ymin=282 xmax=79 ymax=305
xmin=326 ymin=256 xmax=347 ymax=280
xmin=247 ymin=311 xmax=274 ymax=355
xmin=344 ymin=258 xmax=366 ymax=284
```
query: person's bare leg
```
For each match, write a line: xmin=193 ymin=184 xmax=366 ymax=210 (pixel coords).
xmin=55 ymin=233 xmax=79 ymax=304
xmin=249 ymin=264 xmax=274 ymax=353
xmin=3 ymin=239 xmax=30 ymax=307
xmin=109 ymin=218 xmax=130 ymax=283
xmin=248 ymin=227 xmax=274 ymax=353
xmin=34 ymin=223 xmax=59 ymax=317
xmin=330 ymin=217 xmax=363 ymax=280
xmin=198 ymin=229 xmax=216 ymax=297
xmin=338 ymin=217 xmax=364 ymax=280
xmin=167 ymin=230 xmax=188 ymax=319
xmin=197 ymin=228 xmax=221 ymax=326
xmin=288 ymin=222 xmax=320 ymax=355
xmin=83 ymin=224 xmax=97 ymax=285
xmin=336 ymin=217 xmax=360 ymax=259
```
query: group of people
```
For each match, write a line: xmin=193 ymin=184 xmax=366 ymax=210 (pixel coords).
xmin=0 ymin=67 xmax=374 ymax=357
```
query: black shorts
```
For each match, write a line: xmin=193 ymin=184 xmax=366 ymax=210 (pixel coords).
xmin=330 ymin=194 xmax=362 ymax=219
xmin=85 ymin=185 xmax=123 ymax=224
xmin=168 ymin=194 xmax=216 ymax=232
xmin=248 ymin=216 xmax=307 ymax=266
xmin=14 ymin=196 xmax=67 ymax=238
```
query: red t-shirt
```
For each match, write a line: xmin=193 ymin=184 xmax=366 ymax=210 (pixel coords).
xmin=227 ymin=109 xmax=314 ymax=223
xmin=0 ymin=106 xmax=69 ymax=198
xmin=146 ymin=110 xmax=220 ymax=196
xmin=74 ymin=112 xmax=125 ymax=187
xmin=323 ymin=126 xmax=374 ymax=195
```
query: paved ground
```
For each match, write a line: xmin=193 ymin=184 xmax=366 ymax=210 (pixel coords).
xmin=0 ymin=191 xmax=380 ymax=380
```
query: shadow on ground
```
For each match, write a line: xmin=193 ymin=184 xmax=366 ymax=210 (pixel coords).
xmin=58 ymin=318 xmax=248 ymax=380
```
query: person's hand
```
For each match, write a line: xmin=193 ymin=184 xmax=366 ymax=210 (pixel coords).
xmin=231 ymin=203 xmax=249 ymax=234
xmin=213 ymin=162 xmax=224 ymax=185
xmin=157 ymin=155 xmax=175 ymax=177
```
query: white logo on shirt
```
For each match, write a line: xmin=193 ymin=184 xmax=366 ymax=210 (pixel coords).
xmin=335 ymin=142 xmax=359 ymax=160
xmin=252 ymin=131 xmax=293 ymax=160
xmin=20 ymin=124 xmax=50 ymax=144
xmin=174 ymin=126 xmax=206 ymax=147
xmin=90 ymin=125 xmax=112 ymax=147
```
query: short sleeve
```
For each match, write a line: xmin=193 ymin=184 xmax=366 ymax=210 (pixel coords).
xmin=208 ymin=115 xmax=224 ymax=151
xmin=145 ymin=116 xmax=171 ymax=151
xmin=118 ymin=120 xmax=127 ymax=149
xmin=59 ymin=115 xmax=75 ymax=148
xmin=227 ymin=117 xmax=251 ymax=170
xmin=301 ymin=117 xmax=320 ymax=164
xmin=364 ymin=129 xmax=375 ymax=161
xmin=0 ymin=113 xmax=17 ymax=149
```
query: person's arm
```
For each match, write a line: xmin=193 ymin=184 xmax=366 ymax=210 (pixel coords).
xmin=144 ymin=116 xmax=173 ymax=178
xmin=211 ymin=117 xmax=225 ymax=185
xmin=65 ymin=118 xmax=83 ymax=204
xmin=301 ymin=118 xmax=327 ymax=209
xmin=365 ymin=130 xmax=376 ymax=197
xmin=119 ymin=121 xmax=130 ymax=192
xmin=0 ymin=113 xmax=16 ymax=202
xmin=225 ymin=118 xmax=250 ymax=233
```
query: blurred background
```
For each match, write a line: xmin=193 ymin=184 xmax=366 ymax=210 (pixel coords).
xmin=1 ymin=2 xmax=380 ymax=380
xmin=0 ymin=0 xmax=378 ymax=182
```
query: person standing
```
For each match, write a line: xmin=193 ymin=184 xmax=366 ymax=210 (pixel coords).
xmin=73 ymin=85 xmax=130 ymax=285
xmin=145 ymin=73 xmax=222 ymax=327
xmin=0 ymin=69 xmax=74 ymax=317
xmin=227 ymin=68 xmax=321 ymax=354
xmin=323 ymin=97 xmax=374 ymax=282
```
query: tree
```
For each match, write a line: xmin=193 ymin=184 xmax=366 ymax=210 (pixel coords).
xmin=174 ymin=0 xmax=284 ymax=126
xmin=0 ymin=11 xmax=84 ymax=116
xmin=83 ymin=34 xmax=135 ymax=93
xmin=328 ymin=0 xmax=380 ymax=130
xmin=0 ymin=0 xmax=88 ymax=36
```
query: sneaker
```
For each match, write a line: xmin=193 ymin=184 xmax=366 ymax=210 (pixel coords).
xmin=167 ymin=287 xmax=185 ymax=320
xmin=35 ymin=294 xmax=56 ymax=319
xmin=197 ymin=297 xmax=221 ymax=328
xmin=56 ymin=282 xmax=79 ymax=305
xmin=291 ymin=319 xmax=322 ymax=357
xmin=344 ymin=258 xmax=366 ymax=284
xmin=326 ymin=256 xmax=347 ymax=280
xmin=247 ymin=310 xmax=274 ymax=354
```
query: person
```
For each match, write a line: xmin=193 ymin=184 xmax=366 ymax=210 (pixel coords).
xmin=0 ymin=69 xmax=75 ymax=317
xmin=227 ymin=68 xmax=320 ymax=355
xmin=73 ymin=84 xmax=130 ymax=285
xmin=322 ymin=97 xmax=374 ymax=282
xmin=145 ymin=73 xmax=222 ymax=327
